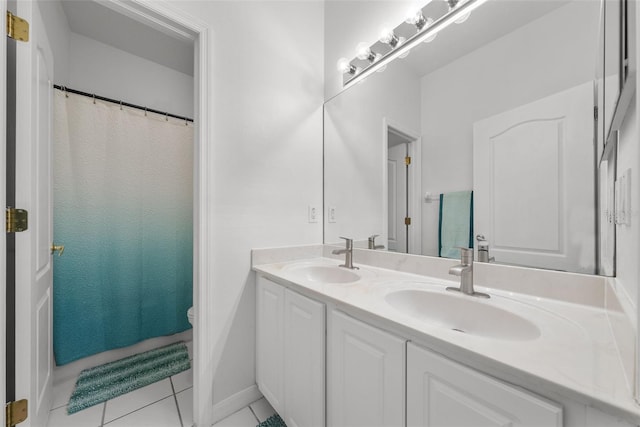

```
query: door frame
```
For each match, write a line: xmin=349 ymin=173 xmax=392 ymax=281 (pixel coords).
xmin=1 ymin=0 xmax=7 ymax=425
xmin=99 ymin=2 xmax=213 ymax=425
xmin=382 ymin=118 xmax=422 ymax=255
xmin=4 ymin=1 xmax=213 ymax=426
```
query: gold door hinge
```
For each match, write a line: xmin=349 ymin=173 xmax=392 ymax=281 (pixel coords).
xmin=6 ymin=208 xmax=28 ymax=233
xmin=405 ymin=217 xmax=411 ymax=226
xmin=6 ymin=11 xmax=29 ymax=42
xmin=5 ymin=399 xmax=28 ymax=427
xmin=405 ymin=156 xmax=411 ymax=166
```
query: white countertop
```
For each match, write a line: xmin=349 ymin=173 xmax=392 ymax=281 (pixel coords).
xmin=253 ymin=256 xmax=640 ymax=424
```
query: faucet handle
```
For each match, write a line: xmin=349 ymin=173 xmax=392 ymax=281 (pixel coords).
xmin=338 ymin=236 xmax=353 ymax=249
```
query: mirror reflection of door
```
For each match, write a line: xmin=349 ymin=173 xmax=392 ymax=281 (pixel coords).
xmin=387 ymin=128 xmax=413 ymax=253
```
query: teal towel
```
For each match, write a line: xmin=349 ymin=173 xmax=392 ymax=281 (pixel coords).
xmin=439 ymin=191 xmax=473 ymax=258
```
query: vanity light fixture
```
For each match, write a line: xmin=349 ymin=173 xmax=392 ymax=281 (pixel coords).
xmin=340 ymin=0 xmax=487 ymax=88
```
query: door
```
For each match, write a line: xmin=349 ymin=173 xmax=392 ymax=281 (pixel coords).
xmin=474 ymin=81 xmax=595 ymax=273
xmin=328 ymin=310 xmax=405 ymax=427
xmin=14 ymin=1 xmax=54 ymax=426
xmin=387 ymin=141 xmax=407 ymax=252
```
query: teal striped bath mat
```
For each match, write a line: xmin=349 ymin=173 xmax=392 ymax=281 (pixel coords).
xmin=258 ymin=414 xmax=287 ymax=427
xmin=67 ymin=341 xmax=190 ymax=414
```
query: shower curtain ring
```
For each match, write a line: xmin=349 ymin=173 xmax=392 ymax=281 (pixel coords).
xmin=63 ymin=86 xmax=68 ymax=98
xmin=93 ymin=94 xmax=96 ymax=104
xmin=120 ymin=100 xmax=123 ymax=111
xmin=144 ymin=107 xmax=147 ymax=117
xmin=185 ymin=117 xmax=188 ymax=126
xmin=165 ymin=112 xmax=168 ymax=122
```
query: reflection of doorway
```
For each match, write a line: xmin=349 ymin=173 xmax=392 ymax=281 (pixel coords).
xmin=384 ymin=121 xmax=421 ymax=254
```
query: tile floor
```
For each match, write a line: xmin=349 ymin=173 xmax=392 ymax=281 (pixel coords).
xmin=47 ymin=342 xmax=276 ymax=427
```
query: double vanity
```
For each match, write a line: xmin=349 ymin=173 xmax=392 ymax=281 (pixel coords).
xmin=252 ymin=245 xmax=638 ymax=427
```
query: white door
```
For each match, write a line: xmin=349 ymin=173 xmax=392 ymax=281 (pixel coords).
xmin=328 ymin=310 xmax=405 ymax=427
xmin=407 ymin=343 xmax=562 ymax=426
xmin=14 ymin=2 xmax=54 ymax=426
xmin=387 ymin=143 xmax=407 ymax=253
xmin=474 ymin=82 xmax=594 ymax=273
xmin=283 ymin=289 xmax=325 ymax=427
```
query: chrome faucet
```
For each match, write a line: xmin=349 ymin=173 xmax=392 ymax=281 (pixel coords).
xmin=367 ymin=234 xmax=385 ymax=250
xmin=476 ymin=234 xmax=495 ymax=263
xmin=332 ymin=237 xmax=359 ymax=269
xmin=446 ymin=247 xmax=489 ymax=298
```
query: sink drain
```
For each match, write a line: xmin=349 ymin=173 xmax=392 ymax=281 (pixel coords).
xmin=451 ymin=328 xmax=466 ymax=333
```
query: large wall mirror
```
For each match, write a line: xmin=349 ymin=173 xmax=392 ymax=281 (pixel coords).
xmin=324 ymin=0 xmax=624 ymax=275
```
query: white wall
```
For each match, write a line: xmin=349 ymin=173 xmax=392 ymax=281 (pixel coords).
xmin=67 ymin=32 xmax=193 ymax=119
xmin=615 ymin=1 xmax=640 ymax=313
xmin=419 ymin=1 xmax=600 ymax=256
xmin=165 ymin=1 xmax=324 ymax=422
xmin=39 ymin=0 xmax=70 ymax=86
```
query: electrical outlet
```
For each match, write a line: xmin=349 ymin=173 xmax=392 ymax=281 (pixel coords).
xmin=328 ymin=206 xmax=337 ymax=223
xmin=308 ymin=205 xmax=319 ymax=223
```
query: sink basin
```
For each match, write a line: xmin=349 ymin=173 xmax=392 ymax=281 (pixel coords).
xmin=286 ymin=265 xmax=361 ymax=284
xmin=385 ymin=289 xmax=540 ymax=341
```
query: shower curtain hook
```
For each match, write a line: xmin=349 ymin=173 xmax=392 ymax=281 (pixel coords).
xmin=185 ymin=117 xmax=188 ymax=126
xmin=92 ymin=94 xmax=96 ymax=104
xmin=63 ymin=86 xmax=68 ymax=98
xmin=144 ymin=107 xmax=147 ymax=117
xmin=165 ymin=112 xmax=168 ymax=122
xmin=120 ymin=100 xmax=123 ymax=111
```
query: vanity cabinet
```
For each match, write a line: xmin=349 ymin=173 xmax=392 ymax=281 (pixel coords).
xmin=328 ymin=310 xmax=405 ymax=427
xmin=256 ymin=276 xmax=325 ymax=427
xmin=407 ymin=342 xmax=563 ymax=426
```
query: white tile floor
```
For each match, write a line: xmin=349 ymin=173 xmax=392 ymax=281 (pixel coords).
xmin=47 ymin=342 xmax=276 ymax=427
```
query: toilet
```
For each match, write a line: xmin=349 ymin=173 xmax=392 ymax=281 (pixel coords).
xmin=187 ymin=307 xmax=194 ymax=326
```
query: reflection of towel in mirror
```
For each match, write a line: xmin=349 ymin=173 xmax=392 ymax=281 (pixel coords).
xmin=439 ymin=191 xmax=473 ymax=259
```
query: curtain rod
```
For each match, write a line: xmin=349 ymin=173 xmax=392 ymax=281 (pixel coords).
xmin=53 ymin=84 xmax=194 ymax=123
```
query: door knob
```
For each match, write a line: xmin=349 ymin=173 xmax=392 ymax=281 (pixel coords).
xmin=51 ymin=244 xmax=65 ymax=256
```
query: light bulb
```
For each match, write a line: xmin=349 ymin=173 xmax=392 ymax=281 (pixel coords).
xmin=405 ymin=8 xmax=428 ymax=31
xmin=336 ymin=57 xmax=356 ymax=75
xmin=379 ymin=27 xmax=401 ymax=48
xmin=355 ymin=42 xmax=378 ymax=63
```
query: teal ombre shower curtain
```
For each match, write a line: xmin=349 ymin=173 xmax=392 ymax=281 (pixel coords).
xmin=53 ymin=90 xmax=193 ymax=365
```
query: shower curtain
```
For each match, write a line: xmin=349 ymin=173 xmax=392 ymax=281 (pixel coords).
xmin=53 ymin=90 xmax=193 ymax=365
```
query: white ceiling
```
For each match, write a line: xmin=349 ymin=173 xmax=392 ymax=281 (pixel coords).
xmin=60 ymin=0 xmax=194 ymax=76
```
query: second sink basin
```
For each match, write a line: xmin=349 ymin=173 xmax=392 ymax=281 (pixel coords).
xmin=285 ymin=264 xmax=361 ymax=284
xmin=385 ymin=289 xmax=541 ymax=341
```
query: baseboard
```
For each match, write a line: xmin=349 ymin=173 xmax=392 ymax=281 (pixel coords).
xmin=212 ymin=384 xmax=263 ymax=424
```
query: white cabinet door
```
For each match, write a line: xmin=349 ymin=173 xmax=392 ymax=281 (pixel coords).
xmin=284 ymin=289 xmax=325 ymax=427
xmin=256 ymin=276 xmax=285 ymax=415
xmin=328 ymin=310 xmax=405 ymax=427
xmin=407 ymin=343 xmax=563 ymax=427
